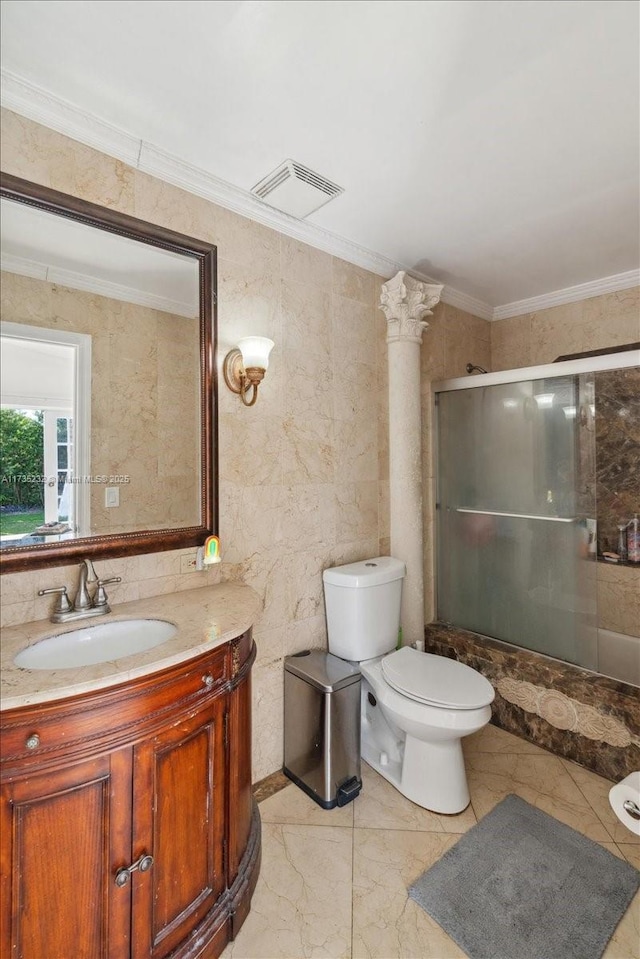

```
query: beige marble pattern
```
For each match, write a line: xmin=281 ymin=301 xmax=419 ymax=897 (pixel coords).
xmin=492 ymin=286 xmax=640 ymax=370
xmin=353 ymin=827 xmax=465 ymax=959
xmin=1 ymin=109 xmax=135 ymax=212
xmin=229 ymin=725 xmax=639 ymax=958
xmin=0 ymin=582 xmax=259 ymax=708
xmin=0 ymin=272 xmax=200 ymax=534
xmin=465 ymin=751 xmax=615 ymax=842
xmin=223 ymin=822 xmax=353 ymax=959
xmin=0 ymin=548 xmax=222 ymax=630
xmin=597 ymin=563 xmax=640 ymax=638
xmin=354 ymin=762 xmax=477 ymax=835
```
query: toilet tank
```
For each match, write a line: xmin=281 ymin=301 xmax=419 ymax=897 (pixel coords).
xmin=323 ymin=557 xmax=405 ymax=661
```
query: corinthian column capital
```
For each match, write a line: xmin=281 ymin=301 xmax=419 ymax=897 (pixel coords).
xmin=380 ymin=271 xmax=443 ymax=343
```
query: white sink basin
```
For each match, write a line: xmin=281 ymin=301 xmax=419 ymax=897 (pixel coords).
xmin=14 ymin=619 xmax=178 ymax=670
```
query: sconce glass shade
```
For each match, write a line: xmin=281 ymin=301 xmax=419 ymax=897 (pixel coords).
xmin=238 ymin=337 xmax=274 ymax=370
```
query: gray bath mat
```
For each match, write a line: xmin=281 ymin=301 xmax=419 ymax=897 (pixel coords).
xmin=409 ymin=793 xmax=639 ymax=959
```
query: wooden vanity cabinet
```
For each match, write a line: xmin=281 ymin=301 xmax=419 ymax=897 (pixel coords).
xmin=0 ymin=631 xmax=260 ymax=959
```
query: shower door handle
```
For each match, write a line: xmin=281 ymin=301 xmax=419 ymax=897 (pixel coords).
xmin=456 ymin=508 xmax=576 ymax=523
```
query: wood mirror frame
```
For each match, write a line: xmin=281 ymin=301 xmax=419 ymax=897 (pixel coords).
xmin=0 ymin=173 xmax=217 ymax=573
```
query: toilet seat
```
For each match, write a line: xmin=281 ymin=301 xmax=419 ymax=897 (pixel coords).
xmin=381 ymin=647 xmax=495 ymax=710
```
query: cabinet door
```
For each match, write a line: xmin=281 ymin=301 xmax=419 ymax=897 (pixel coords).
xmin=0 ymin=750 xmax=132 ymax=959
xmin=132 ymin=696 xmax=227 ymax=959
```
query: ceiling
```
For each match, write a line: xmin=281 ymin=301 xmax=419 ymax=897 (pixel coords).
xmin=1 ymin=0 xmax=639 ymax=314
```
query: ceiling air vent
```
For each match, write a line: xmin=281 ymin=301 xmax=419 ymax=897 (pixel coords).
xmin=251 ymin=160 xmax=344 ymax=218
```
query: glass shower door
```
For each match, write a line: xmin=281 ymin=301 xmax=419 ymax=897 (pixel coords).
xmin=436 ymin=374 xmax=597 ymax=669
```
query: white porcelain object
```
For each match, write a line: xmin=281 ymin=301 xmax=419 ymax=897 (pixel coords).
xmin=14 ymin=619 xmax=177 ymax=670
xmin=323 ymin=557 xmax=494 ymax=813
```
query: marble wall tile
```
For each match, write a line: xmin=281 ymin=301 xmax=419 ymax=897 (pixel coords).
xmin=582 ymin=288 xmax=640 ymax=350
xmin=444 ymin=304 xmax=491 ymax=343
xmin=283 ymin=549 xmax=330 ymax=623
xmin=494 ymin=288 xmax=640 ymax=369
xmin=490 ymin=314 xmax=532 ymax=371
xmin=332 ymin=258 xmax=377 ymax=307
xmin=281 ymin=415 xmax=335 ymax=485
xmin=443 ymin=332 xmax=491 ymax=380
xmin=251 ymin=660 xmax=285 ymax=782
xmin=284 ymin=614 xmax=328 ymax=657
xmin=280 ymin=279 xmax=332 ymax=360
xmin=283 ymin=484 xmax=336 ymax=552
xmin=594 ymin=367 xmax=640 ymax=556
xmin=280 ymin=235 xmax=333 ymax=291
xmin=217 ymin=257 xmax=281 ymax=346
xmin=597 ymin=563 xmax=640 ymax=637
xmin=1 ymin=109 xmax=135 ymax=212
xmin=335 ymin=482 xmax=378 ymax=544
xmin=332 ymin=295 xmax=378 ymax=369
xmin=0 ymin=111 xmax=391 ymax=788
xmin=528 ymin=301 xmax=585 ymax=365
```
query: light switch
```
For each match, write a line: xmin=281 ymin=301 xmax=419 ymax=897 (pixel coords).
xmin=105 ymin=487 xmax=120 ymax=508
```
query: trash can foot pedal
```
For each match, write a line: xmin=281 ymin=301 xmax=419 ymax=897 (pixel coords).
xmin=337 ymin=776 xmax=362 ymax=806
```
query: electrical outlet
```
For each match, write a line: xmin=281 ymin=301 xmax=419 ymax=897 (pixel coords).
xmin=180 ymin=553 xmax=200 ymax=574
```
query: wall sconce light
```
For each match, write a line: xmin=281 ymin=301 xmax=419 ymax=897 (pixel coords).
xmin=223 ymin=337 xmax=274 ymax=407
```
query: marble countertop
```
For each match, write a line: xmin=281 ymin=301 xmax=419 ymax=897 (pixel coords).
xmin=1 ymin=583 xmax=261 ymax=711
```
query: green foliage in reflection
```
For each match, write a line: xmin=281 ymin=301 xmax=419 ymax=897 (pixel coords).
xmin=0 ymin=409 xmax=44 ymax=508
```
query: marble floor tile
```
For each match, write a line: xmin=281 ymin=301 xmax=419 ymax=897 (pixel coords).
xmin=222 ymin=822 xmax=353 ymax=959
xmin=603 ymin=891 xmax=640 ymax=959
xmin=352 ymin=827 xmax=465 ymax=959
xmin=466 ymin=751 xmax=614 ymax=842
xmin=619 ymin=845 xmax=640 ymax=869
xmin=354 ymin=761 xmax=477 ymax=834
xmin=260 ymin=781 xmax=354 ymax=828
xmin=235 ymin=759 xmax=639 ymax=959
xmin=562 ymin=758 xmax=640 ymax=846
xmin=463 ymin=722 xmax=551 ymax=756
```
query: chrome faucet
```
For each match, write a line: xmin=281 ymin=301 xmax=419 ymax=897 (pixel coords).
xmin=39 ymin=558 xmax=122 ymax=624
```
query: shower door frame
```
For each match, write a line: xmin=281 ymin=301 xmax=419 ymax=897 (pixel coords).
xmin=430 ymin=348 xmax=639 ymax=671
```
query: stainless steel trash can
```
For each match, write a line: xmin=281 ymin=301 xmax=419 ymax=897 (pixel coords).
xmin=283 ymin=650 xmax=362 ymax=809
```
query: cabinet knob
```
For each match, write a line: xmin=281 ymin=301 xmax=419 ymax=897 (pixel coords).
xmin=114 ymin=853 xmax=154 ymax=887
xmin=25 ymin=733 xmax=40 ymax=750
xmin=202 ymin=674 xmax=214 ymax=688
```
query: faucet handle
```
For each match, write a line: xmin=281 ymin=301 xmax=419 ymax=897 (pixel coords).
xmin=94 ymin=577 xmax=122 ymax=609
xmin=38 ymin=586 xmax=72 ymax=614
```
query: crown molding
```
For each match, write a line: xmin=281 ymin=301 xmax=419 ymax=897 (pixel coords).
xmin=492 ymin=269 xmax=640 ymax=321
xmin=3 ymin=70 xmax=636 ymax=327
xmin=1 ymin=70 xmax=494 ymax=318
xmin=1 ymin=252 xmax=196 ymax=318
xmin=1 ymin=70 xmax=141 ymax=166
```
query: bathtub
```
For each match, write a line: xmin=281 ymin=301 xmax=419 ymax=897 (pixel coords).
xmin=598 ymin=629 xmax=640 ymax=688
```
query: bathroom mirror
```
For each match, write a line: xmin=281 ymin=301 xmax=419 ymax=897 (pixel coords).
xmin=0 ymin=173 xmax=217 ymax=572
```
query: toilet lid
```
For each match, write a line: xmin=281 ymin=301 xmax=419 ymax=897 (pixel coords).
xmin=381 ymin=647 xmax=495 ymax=709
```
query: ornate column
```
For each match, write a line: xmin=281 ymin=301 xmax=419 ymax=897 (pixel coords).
xmin=380 ymin=271 xmax=443 ymax=646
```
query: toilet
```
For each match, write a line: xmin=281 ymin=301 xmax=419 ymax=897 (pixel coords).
xmin=323 ymin=556 xmax=495 ymax=814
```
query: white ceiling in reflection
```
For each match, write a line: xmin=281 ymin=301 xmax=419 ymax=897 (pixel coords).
xmin=0 ymin=199 xmax=199 ymax=318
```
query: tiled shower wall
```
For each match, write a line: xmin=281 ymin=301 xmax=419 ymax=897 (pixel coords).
xmin=0 ymin=107 xmax=488 ymax=781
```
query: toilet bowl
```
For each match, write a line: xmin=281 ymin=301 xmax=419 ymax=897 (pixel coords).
xmin=323 ymin=557 xmax=495 ymax=814
xmin=360 ymin=648 xmax=493 ymax=812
